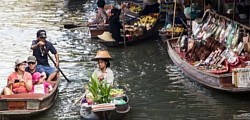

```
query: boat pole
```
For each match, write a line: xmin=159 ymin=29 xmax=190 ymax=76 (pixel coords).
xmin=172 ymin=0 xmax=177 ymax=38
xmin=47 ymin=53 xmax=70 ymax=82
xmin=122 ymin=2 xmax=126 ymax=48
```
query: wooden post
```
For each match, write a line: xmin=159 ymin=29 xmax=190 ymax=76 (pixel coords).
xmin=171 ymin=1 xmax=177 ymax=38
xmin=122 ymin=2 xmax=126 ymax=48
xmin=233 ymin=0 xmax=236 ymax=21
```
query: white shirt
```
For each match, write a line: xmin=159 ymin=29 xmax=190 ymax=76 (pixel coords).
xmin=92 ymin=67 xmax=114 ymax=85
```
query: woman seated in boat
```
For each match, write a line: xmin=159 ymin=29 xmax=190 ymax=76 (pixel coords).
xmin=3 ymin=59 xmax=33 ymax=95
xmin=88 ymin=0 xmax=108 ymax=26
xmin=139 ymin=0 xmax=160 ymax=16
xmin=91 ymin=50 xmax=114 ymax=86
xmin=108 ymin=4 xmax=126 ymax=42
xmin=32 ymin=72 xmax=52 ymax=94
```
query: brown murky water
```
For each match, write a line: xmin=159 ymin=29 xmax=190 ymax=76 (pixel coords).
xmin=1 ymin=0 xmax=250 ymax=120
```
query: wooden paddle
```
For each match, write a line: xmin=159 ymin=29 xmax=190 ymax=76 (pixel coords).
xmin=47 ymin=53 xmax=70 ymax=82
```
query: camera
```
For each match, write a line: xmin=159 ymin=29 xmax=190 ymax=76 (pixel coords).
xmin=14 ymin=79 xmax=20 ymax=83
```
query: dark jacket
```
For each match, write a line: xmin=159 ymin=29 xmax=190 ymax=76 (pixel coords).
xmin=108 ymin=8 xmax=123 ymax=42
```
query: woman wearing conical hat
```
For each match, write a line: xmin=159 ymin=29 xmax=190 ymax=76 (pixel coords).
xmin=91 ymin=50 xmax=114 ymax=86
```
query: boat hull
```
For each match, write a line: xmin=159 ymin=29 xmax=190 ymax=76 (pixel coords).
xmin=165 ymin=38 xmax=250 ymax=93
xmin=89 ymin=26 xmax=109 ymax=38
xmin=80 ymin=95 xmax=130 ymax=120
xmin=0 ymin=74 xmax=60 ymax=117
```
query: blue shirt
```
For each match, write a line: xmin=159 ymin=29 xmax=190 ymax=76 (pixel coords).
xmin=25 ymin=66 xmax=45 ymax=75
xmin=31 ymin=40 xmax=57 ymax=66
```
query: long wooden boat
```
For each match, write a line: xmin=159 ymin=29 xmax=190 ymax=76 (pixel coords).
xmin=98 ymin=12 xmax=161 ymax=47
xmin=88 ymin=2 xmax=143 ymax=38
xmin=0 ymin=73 xmax=60 ymax=118
xmin=88 ymin=24 xmax=109 ymax=38
xmin=165 ymin=38 xmax=250 ymax=93
xmin=80 ymin=95 xmax=130 ymax=120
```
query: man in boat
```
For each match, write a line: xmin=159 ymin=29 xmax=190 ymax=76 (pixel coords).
xmin=25 ymin=55 xmax=47 ymax=81
xmin=30 ymin=30 xmax=59 ymax=82
xmin=91 ymin=50 xmax=114 ymax=86
xmin=139 ymin=0 xmax=160 ymax=16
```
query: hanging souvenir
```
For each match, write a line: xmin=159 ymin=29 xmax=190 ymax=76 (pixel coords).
xmin=226 ymin=23 xmax=237 ymax=48
xmin=214 ymin=19 xmax=223 ymax=40
xmin=231 ymin=25 xmax=240 ymax=49
xmin=203 ymin=24 xmax=217 ymax=40
xmin=243 ymin=33 xmax=249 ymax=43
xmin=193 ymin=24 xmax=203 ymax=38
xmin=223 ymin=21 xmax=233 ymax=44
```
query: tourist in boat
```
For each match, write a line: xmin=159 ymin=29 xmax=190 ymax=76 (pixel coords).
xmin=91 ymin=50 xmax=114 ymax=86
xmin=25 ymin=55 xmax=47 ymax=80
xmin=32 ymin=72 xmax=52 ymax=94
xmin=88 ymin=0 xmax=108 ymax=26
xmin=108 ymin=3 xmax=126 ymax=42
xmin=139 ymin=0 xmax=160 ymax=16
xmin=3 ymin=59 xmax=33 ymax=95
xmin=30 ymin=30 xmax=59 ymax=82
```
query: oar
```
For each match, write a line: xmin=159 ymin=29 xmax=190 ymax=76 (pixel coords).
xmin=122 ymin=3 xmax=126 ymax=48
xmin=63 ymin=23 xmax=109 ymax=29
xmin=47 ymin=53 xmax=70 ymax=82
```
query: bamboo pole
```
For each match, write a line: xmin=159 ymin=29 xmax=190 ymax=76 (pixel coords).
xmin=171 ymin=1 xmax=177 ymax=38
xmin=122 ymin=2 xmax=126 ymax=48
xmin=233 ymin=0 xmax=236 ymax=21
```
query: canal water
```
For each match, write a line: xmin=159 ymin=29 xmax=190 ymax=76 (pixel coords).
xmin=1 ymin=0 xmax=250 ymax=120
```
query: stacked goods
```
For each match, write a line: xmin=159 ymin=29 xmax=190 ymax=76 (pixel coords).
xmin=125 ymin=13 xmax=158 ymax=37
xmin=178 ymin=14 xmax=250 ymax=75
xmin=127 ymin=3 xmax=142 ymax=14
xmin=110 ymin=89 xmax=124 ymax=97
xmin=159 ymin=25 xmax=185 ymax=38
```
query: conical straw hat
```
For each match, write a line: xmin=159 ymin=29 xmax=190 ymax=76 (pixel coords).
xmin=91 ymin=50 xmax=113 ymax=61
xmin=97 ymin=31 xmax=115 ymax=41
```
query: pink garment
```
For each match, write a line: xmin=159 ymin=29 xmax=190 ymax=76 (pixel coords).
xmin=95 ymin=7 xmax=108 ymax=24
xmin=31 ymin=81 xmax=51 ymax=94
xmin=32 ymin=72 xmax=42 ymax=84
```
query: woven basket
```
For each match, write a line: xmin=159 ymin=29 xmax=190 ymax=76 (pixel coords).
xmin=115 ymin=95 xmax=130 ymax=113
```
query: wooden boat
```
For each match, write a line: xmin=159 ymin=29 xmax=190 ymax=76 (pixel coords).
xmin=80 ymin=95 xmax=130 ymax=120
xmin=0 ymin=74 xmax=60 ymax=118
xmin=99 ymin=13 xmax=160 ymax=47
xmin=88 ymin=24 xmax=109 ymax=38
xmin=165 ymin=37 xmax=250 ymax=93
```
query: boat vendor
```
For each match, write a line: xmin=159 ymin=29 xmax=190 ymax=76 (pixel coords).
xmin=3 ymin=59 xmax=33 ymax=95
xmin=88 ymin=0 xmax=108 ymax=26
xmin=108 ymin=3 xmax=126 ymax=42
xmin=139 ymin=0 xmax=160 ymax=16
xmin=91 ymin=50 xmax=114 ymax=86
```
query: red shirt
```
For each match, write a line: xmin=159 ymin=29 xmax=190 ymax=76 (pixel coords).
xmin=8 ymin=72 xmax=32 ymax=93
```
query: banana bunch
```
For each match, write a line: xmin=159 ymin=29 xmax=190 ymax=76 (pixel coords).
xmin=166 ymin=27 xmax=184 ymax=33
xmin=110 ymin=89 xmax=124 ymax=97
xmin=136 ymin=15 xmax=157 ymax=26
xmin=129 ymin=5 xmax=142 ymax=13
